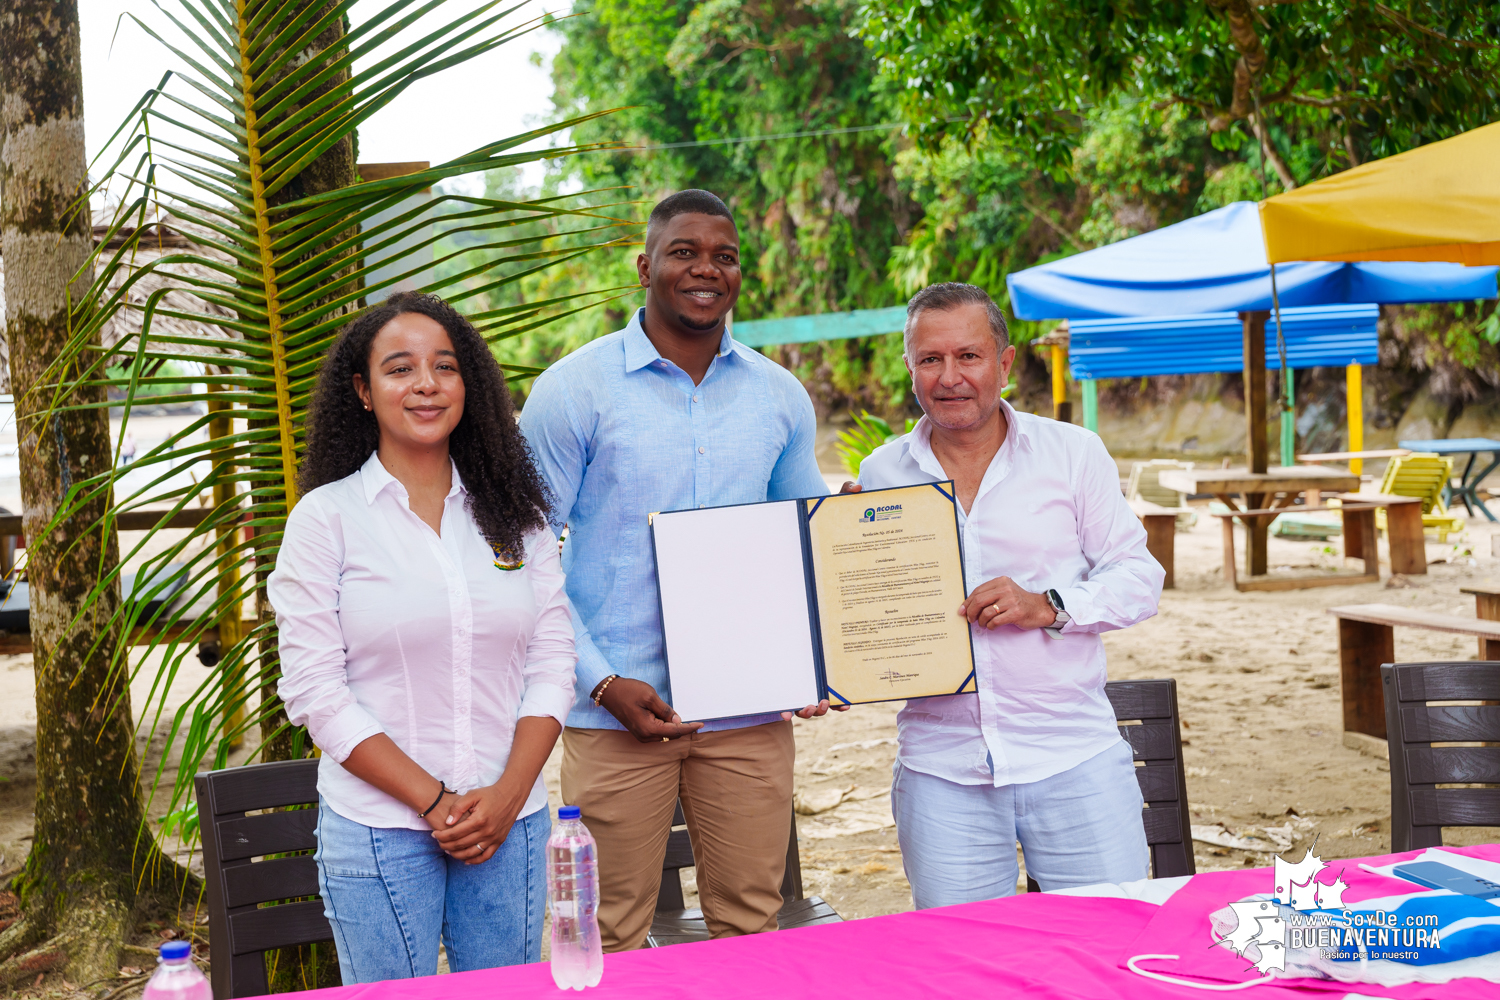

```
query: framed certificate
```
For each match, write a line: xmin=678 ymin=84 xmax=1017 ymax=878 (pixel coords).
xmin=649 ymin=483 xmax=977 ymax=721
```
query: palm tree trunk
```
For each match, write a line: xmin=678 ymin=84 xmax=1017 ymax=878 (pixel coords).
xmin=0 ymin=1 xmax=148 ymax=985
xmin=251 ymin=3 xmax=363 ymax=771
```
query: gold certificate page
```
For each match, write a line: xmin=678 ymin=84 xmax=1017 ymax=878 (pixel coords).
xmin=804 ymin=484 xmax=976 ymax=704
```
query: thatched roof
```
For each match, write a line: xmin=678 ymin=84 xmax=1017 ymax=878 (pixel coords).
xmin=0 ymin=216 xmax=239 ymax=392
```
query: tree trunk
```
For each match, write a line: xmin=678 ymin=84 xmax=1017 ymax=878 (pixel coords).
xmin=251 ymin=3 xmax=362 ymax=766
xmin=0 ymin=1 xmax=150 ymax=985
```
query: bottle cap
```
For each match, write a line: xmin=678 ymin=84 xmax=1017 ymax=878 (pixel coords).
xmin=558 ymin=805 xmax=581 ymax=820
xmin=161 ymin=941 xmax=192 ymax=961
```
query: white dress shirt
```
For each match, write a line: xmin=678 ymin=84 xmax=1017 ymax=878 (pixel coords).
xmin=858 ymin=399 xmax=1162 ymax=788
xmin=270 ymin=452 xmax=576 ymax=830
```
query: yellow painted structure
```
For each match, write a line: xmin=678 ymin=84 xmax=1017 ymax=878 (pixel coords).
xmin=1347 ymin=363 xmax=1363 ymax=477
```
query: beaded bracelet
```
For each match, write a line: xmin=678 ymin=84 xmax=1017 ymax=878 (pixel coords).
xmin=592 ymin=674 xmax=620 ymax=706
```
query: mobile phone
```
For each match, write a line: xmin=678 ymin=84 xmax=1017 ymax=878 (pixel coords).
xmin=1391 ymin=861 xmax=1500 ymax=899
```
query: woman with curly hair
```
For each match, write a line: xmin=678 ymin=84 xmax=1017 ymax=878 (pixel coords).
xmin=268 ymin=292 xmax=575 ymax=981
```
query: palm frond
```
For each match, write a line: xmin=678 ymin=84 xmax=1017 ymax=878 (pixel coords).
xmin=32 ymin=0 xmax=633 ymax=846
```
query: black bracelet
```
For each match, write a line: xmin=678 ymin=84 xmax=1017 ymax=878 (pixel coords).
xmin=417 ymin=780 xmax=453 ymax=818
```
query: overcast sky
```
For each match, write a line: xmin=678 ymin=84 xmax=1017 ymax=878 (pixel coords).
xmin=77 ymin=0 xmax=565 ymax=191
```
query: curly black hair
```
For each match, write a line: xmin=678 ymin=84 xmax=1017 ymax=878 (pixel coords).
xmin=298 ymin=291 xmax=550 ymax=561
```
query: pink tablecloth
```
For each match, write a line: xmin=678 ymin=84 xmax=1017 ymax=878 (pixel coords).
xmin=294 ymin=845 xmax=1500 ymax=1000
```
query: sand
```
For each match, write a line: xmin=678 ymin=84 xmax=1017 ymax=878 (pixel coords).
xmin=4 ymin=483 xmax=1500 ymax=977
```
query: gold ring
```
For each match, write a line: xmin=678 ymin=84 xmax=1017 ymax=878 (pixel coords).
xmin=991 ymin=604 xmax=1001 ymax=614
xmin=661 ymin=736 xmax=670 ymax=742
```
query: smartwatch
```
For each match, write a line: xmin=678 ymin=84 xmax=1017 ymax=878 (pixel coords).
xmin=1045 ymin=589 xmax=1070 ymax=632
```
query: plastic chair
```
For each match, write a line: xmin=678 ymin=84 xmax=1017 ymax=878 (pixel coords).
xmin=1127 ymin=460 xmax=1198 ymax=530
xmin=195 ymin=759 xmax=334 ymax=998
xmin=1381 ymin=662 xmax=1500 ymax=851
xmin=1376 ymin=453 xmax=1464 ymax=541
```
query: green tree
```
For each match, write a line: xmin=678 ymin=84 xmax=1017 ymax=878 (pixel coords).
xmin=0 ymin=0 xmax=623 ymax=984
xmin=535 ymin=0 xmax=920 ymax=410
xmin=860 ymin=0 xmax=1500 ymax=187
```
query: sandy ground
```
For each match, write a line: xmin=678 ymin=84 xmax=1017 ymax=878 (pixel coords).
xmin=4 ymin=433 xmax=1500 ymax=988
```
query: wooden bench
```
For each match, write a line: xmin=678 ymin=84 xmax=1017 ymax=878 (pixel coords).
xmin=1327 ymin=603 xmax=1500 ymax=755
xmin=1458 ymin=584 xmax=1500 ymax=659
xmin=1128 ymin=499 xmax=1177 ymax=590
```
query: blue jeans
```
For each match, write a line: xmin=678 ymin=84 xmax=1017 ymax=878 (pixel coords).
xmin=314 ymin=798 xmax=549 ymax=983
xmin=891 ymin=740 xmax=1149 ymax=909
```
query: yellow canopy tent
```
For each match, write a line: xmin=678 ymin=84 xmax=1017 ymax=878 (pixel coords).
xmin=1259 ymin=120 xmax=1500 ymax=266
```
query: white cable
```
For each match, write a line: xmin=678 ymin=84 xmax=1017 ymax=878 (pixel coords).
xmin=1126 ymin=954 xmax=1277 ymax=991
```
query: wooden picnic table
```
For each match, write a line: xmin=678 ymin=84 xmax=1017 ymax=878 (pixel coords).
xmin=1159 ymin=465 xmax=1359 ymax=579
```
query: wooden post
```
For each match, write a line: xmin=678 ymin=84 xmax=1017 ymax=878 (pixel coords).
xmin=1081 ymin=379 xmax=1098 ymax=432
xmin=1242 ymin=311 xmax=1270 ymax=576
xmin=1051 ymin=345 xmax=1070 ymax=422
xmin=209 ymin=387 xmax=244 ymax=748
xmin=1141 ymin=515 xmax=1176 ymax=589
xmin=1338 ymin=617 xmax=1394 ymax=740
xmin=1347 ymin=363 xmax=1363 ymax=477
xmin=1385 ymin=502 xmax=1427 ymax=576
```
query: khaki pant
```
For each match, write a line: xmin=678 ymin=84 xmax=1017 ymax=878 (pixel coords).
xmin=560 ymin=721 xmax=795 ymax=951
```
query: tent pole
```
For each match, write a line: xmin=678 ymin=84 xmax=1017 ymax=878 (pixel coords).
xmin=1242 ymin=310 xmax=1270 ymax=576
xmin=1347 ymin=363 xmax=1363 ymax=477
xmin=1082 ymin=379 xmax=1098 ymax=433
xmin=1050 ymin=344 xmax=1071 ymax=422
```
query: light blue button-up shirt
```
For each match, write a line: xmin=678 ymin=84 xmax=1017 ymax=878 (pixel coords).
xmin=519 ymin=308 xmax=829 ymax=731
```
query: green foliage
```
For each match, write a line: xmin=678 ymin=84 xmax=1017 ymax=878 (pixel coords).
xmin=859 ymin=0 xmax=1500 ymax=179
xmin=547 ymin=0 xmax=911 ymax=314
xmin=35 ymin=0 xmax=625 ymax=846
xmin=157 ymin=800 xmax=199 ymax=842
xmin=836 ymin=410 xmax=910 ymax=476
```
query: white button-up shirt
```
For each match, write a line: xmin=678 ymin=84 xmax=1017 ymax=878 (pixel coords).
xmin=270 ymin=452 xmax=576 ymax=829
xmin=858 ymin=400 xmax=1162 ymax=787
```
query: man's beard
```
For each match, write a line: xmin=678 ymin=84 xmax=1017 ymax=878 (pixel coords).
xmin=676 ymin=311 xmax=723 ymax=332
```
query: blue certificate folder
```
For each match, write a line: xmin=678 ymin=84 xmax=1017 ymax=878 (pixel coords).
xmin=650 ymin=482 xmax=978 ymax=722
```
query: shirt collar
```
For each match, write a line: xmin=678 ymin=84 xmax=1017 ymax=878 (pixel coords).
xmin=623 ymin=307 xmax=744 ymax=373
xmin=904 ymin=396 xmax=1030 ymax=469
xmin=359 ymin=450 xmax=466 ymax=505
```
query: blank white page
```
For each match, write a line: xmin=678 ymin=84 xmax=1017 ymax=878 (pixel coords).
xmin=652 ymin=501 xmax=821 ymax=721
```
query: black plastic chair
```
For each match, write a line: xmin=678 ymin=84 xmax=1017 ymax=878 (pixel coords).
xmin=1382 ymin=661 xmax=1500 ymax=852
xmin=646 ymin=803 xmax=842 ymax=946
xmin=195 ymin=759 xmax=333 ymax=998
xmin=1027 ymin=678 xmax=1196 ymax=891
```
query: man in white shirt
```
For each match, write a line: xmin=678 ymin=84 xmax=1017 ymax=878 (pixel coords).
xmin=857 ymin=282 xmax=1163 ymax=908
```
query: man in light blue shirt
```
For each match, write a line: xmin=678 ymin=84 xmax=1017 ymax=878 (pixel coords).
xmin=519 ymin=190 xmax=834 ymax=951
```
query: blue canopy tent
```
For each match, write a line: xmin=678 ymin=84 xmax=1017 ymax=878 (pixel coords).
xmin=1007 ymin=202 xmax=1497 ymax=320
xmin=1005 ymin=200 xmax=1497 ymax=464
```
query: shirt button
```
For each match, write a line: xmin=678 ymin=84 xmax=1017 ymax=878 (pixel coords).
xmin=698 ymin=447 xmax=706 ymax=454
xmin=692 ymin=396 xmax=698 ymax=403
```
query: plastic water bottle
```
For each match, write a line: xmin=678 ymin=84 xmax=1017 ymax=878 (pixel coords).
xmin=548 ymin=805 xmax=603 ymax=989
xmin=142 ymin=941 xmax=211 ymax=1000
